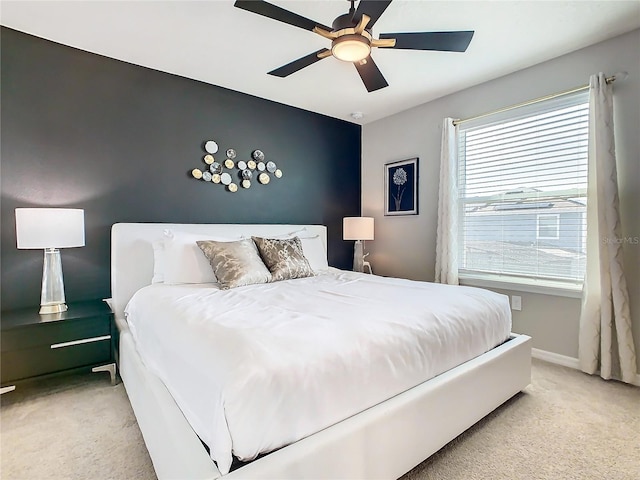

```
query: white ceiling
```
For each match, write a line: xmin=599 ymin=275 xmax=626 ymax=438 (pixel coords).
xmin=2 ymin=1 xmax=639 ymax=124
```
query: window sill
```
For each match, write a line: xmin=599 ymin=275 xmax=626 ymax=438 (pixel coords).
xmin=459 ymin=274 xmax=583 ymax=298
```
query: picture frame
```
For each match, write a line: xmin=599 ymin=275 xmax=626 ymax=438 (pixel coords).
xmin=384 ymin=157 xmax=419 ymax=216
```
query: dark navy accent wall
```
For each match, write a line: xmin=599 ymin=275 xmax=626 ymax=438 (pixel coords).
xmin=1 ymin=27 xmax=361 ymax=310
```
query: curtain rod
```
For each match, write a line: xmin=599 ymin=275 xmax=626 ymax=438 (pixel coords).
xmin=452 ymin=74 xmax=622 ymax=127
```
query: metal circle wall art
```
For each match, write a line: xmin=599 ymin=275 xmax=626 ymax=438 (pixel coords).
xmin=220 ymin=172 xmax=232 ymax=185
xmin=205 ymin=141 xmax=218 ymax=154
xmin=190 ymin=140 xmax=284 ymax=193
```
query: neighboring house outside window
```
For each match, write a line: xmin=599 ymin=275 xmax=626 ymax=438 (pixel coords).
xmin=457 ymin=92 xmax=589 ymax=293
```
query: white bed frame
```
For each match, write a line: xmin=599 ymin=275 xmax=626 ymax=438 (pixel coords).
xmin=111 ymin=223 xmax=531 ymax=480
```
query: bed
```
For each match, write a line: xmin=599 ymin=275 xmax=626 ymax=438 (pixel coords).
xmin=111 ymin=223 xmax=531 ymax=480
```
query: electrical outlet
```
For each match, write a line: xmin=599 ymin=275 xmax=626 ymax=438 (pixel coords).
xmin=511 ymin=295 xmax=522 ymax=311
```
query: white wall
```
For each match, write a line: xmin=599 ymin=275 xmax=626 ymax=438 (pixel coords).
xmin=362 ymin=29 xmax=640 ymax=371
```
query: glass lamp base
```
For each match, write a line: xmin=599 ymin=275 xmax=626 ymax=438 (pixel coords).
xmin=40 ymin=248 xmax=68 ymax=315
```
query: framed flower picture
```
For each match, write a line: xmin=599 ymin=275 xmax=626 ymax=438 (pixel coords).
xmin=384 ymin=158 xmax=418 ymax=216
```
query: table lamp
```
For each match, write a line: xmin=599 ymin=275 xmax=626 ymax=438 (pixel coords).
xmin=343 ymin=217 xmax=374 ymax=273
xmin=15 ymin=208 xmax=85 ymax=314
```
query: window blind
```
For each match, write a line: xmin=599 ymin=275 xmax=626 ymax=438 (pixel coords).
xmin=458 ymin=92 xmax=589 ymax=285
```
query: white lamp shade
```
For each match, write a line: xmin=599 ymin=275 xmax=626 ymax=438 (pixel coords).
xmin=343 ymin=217 xmax=374 ymax=241
xmin=16 ymin=208 xmax=85 ymax=249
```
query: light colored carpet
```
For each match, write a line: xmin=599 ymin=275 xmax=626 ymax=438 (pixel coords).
xmin=1 ymin=359 xmax=638 ymax=480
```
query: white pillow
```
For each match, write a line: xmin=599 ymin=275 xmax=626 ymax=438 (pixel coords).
xmin=299 ymin=235 xmax=329 ymax=273
xmin=161 ymin=230 xmax=239 ymax=284
xmin=265 ymin=228 xmax=329 ymax=273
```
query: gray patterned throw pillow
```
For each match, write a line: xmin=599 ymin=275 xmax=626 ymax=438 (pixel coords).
xmin=196 ymin=239 xmax=272 ymax=289
xmin=252 ymin=236 xmax=315 ymax=282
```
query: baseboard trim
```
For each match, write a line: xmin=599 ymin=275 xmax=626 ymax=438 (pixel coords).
xmin=531 ymin=348 xmax=580 ymax=369
xmin=531 ymin=348 xmax=640 ymax=387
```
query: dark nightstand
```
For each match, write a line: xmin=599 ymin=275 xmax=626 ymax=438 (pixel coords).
xmin=0 ymin=300 xmax=116 ymax=393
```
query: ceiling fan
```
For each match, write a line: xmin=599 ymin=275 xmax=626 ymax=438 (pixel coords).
xmin=233 ymin=0 xmax=474 ymax=92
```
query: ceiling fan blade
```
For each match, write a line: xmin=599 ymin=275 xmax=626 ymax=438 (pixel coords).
xmin=234 ymin=0 xmax=331 ymax=31
xmin=353 ymin=0 xmax=393 ymax=28
xmin=268 ymin=49 xmax=331 ymax=77
xmin=354 ymin=56 xmax=389 ymax=92
xmin=379 ymin=31 xmax=474 ymax=52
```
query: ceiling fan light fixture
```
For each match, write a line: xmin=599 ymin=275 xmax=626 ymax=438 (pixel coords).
xmin=331 ymin=34 xmax=371 ymax=62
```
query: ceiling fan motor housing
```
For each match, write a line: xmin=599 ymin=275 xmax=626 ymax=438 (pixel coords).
xmin=332 ymin=12 xmax=360 ymax=31
xmin=329 ymin=12 xmax=373 ymax=62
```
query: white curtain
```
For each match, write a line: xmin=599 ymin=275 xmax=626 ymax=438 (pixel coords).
xmin=578 ymin=73 xmax=637 ymax=384
xmin=435 ymin=118 xmax=459 ymax=285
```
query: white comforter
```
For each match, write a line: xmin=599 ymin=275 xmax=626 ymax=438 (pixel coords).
xmin=125 ymin=269 xmax=511 ymax=474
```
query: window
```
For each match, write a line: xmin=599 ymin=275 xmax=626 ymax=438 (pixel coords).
xmin=457 ymin=92 xmax=588 ymax=288
xmin=536 ymin=214 xmax=559 ymax=240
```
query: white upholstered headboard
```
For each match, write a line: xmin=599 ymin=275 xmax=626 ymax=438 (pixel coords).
xmin=110 ymin=223 xmax=327 ymax=320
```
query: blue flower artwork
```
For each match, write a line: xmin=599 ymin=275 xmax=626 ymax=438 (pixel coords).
xmin=385 ymin=158 xmax=418 ymax=215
